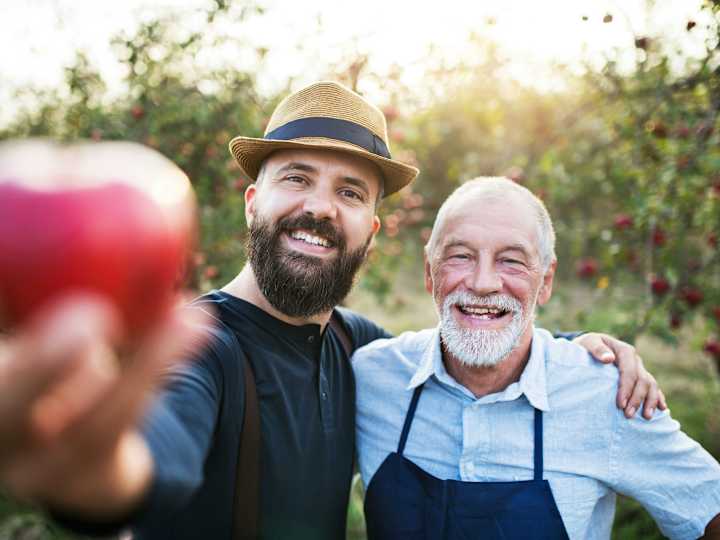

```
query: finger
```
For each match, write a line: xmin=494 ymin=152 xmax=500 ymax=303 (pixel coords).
xmin=657 ymin=389 xmax=668 ymax=411
xmin=0 ymin=297 xmax=120 ymax=439
xmin=613 ymin=344 xmax=640 ymax=410
xmin=574 ymin=333 xmax=617 ymax=363
xmin=67 ymin=306 xmax=212 ymax=452
xmin=31 ymin=339 xmax=119 ymax=441
xmin=624 ymin=377 xmax=650 ymax=418
xmin=641 ymin=378 xmax=660 ymax=419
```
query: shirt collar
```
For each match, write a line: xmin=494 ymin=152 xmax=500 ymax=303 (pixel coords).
xmin=407 ymin=326 xmax=550 ymax=411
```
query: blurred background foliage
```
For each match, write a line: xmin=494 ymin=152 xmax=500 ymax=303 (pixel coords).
xmin=1 ymin=0 xmax=719 ymax=538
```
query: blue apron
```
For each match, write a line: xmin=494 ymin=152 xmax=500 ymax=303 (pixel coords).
xmin=364 ymin=383 xmax=570 ymax=539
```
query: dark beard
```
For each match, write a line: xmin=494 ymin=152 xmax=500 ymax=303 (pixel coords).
xmin=247 ymin=213 xmax=371 ymax=318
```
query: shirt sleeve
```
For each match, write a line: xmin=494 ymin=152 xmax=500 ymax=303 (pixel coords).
xmin=608 ymin=407 xmax=720 ymax=539
xmin=50 ymin=322 xmax=228 ymax=536
xmin=336 ymin=307 xmax=393 ymax=348
xmin=129 ymin=323 xmax=230 ymax=531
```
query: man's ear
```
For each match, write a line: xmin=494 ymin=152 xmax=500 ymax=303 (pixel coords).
xmin=372 ymin=215 xmax=381 ymax=235
xmin=244 ymin=184 xmax=257 ymax=226
xmin=537 ymin=259 xmax=557 ymax=306
xmin=424 ymin=252 xmax=433 ymax=295
xmin=366 ymin=215 xmax=382 ymax=252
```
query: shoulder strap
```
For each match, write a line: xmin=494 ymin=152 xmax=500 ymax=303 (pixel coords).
xmin=188 ymin=300 xmax=260 ymax=540
xmin=329 ymin=310 xmax=354 ymax=358
xmin=233 ymin=358 xmax=260 ymax=540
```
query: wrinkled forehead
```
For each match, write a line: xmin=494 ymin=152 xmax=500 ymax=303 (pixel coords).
xmin=432 ymin=193 xmax=539 ymax=253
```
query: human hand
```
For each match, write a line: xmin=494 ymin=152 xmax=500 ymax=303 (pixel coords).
xmin=0 ymin=295 xmax=209 ymax=519
xmin=573 ymin=332 xmax=667 ymax=420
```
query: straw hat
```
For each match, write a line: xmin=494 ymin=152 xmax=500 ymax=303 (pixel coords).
xmin=229 ymin=81 xmax=418 ymax=197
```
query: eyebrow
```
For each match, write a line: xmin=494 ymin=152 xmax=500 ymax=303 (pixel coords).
xmin=441 ymin=240 xmax=532 ymax=257
xmin=275 ymin=162 xmax=318 ymax=175
xmin=274 ymin=163 xmax=373 ymax=198
xmin=341 ymin=175 xmax=371 ymax=198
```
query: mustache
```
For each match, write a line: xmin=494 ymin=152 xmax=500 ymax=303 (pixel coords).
xmin=277 ymin=214 xmax=344 ymax=249
xmin=445 ymin=291 xmax=523 ymax=313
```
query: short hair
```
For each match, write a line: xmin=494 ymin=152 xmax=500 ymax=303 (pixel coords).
xmin=425 ymin=177 xmax=556 ymax=271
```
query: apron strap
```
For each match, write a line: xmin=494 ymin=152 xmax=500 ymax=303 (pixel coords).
xmin=533 ymin=408 xmax=543 ymax=481
xmin=397 ymin=385 xmax=424 ymax=455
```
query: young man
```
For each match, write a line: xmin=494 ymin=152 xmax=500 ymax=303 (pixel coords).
xmin=354 ymin=177 xmax=720 ymax=539
xmin=0 ymin=83 xmax=663 ymax=539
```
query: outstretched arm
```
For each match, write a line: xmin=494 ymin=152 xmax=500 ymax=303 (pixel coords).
xmin=573 ymin=333 xmax=667 ymax=419
xmin=0 ymin=296 xmax=211 ymax=523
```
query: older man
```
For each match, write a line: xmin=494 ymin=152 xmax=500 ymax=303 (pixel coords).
xmin=1 ymin=85 xmax=662 ymax=540
xmin=354 ymin=177 xmax=720 ymax=540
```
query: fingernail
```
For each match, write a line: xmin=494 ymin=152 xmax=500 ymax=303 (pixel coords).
xmin=602 ymin=352 xmax=614 ymax=361
xmin=621 ymin=397 xmax=628 ymax=408
xmin=627 ymin=406 xmax=636 ymax=417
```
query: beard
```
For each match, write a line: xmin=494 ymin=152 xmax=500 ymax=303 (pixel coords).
xmin=247 ymin=213 xmax=372 ymax=318
xmin=438 ymin=291 xmax=534 ymax=368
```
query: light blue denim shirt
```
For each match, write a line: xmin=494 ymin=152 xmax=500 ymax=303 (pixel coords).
xmin=353 ymin=327 xmax=720 ymax=540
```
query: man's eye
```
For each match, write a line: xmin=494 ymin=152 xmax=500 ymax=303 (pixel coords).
xmin=502 ymin=258 xmax=525 ymax=266
xmin=340 ymin=189 xmax=363 ymax=201
xmin=286 ymin=175 xmax=306 ymax=184
xmin=450 ymin=254 xmax=469 ymax=260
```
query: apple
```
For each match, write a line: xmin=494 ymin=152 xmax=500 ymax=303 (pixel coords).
xmin=651 ymin=227 xmax=666 ymax=247
xmin=0 ymin=139 xmax=196 ymax=340
xmin=576 ymin=257 xmax=598 ymax=279
xmin=131 ymin=105 xmax=145 ymax=120
xmin=703 ymin=338 xmax=720 ymax=359
xmin=712 ymin=307 xmax=720 ymax=324
xmin=650 ymin=275 xmax=670 ymax=296
xmin=679 ymin=286 xmax=703 ymax=308
xmin=613 ymin=213 xmax=634 ymax=230
xmin=669 ymin=312 xmax=682 ymax=329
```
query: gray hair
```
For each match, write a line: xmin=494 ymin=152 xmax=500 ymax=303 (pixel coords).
xmin=425 ymin=177 xmax=556 ymax=271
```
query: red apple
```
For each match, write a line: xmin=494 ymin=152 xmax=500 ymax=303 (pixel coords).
xmin=669 ymin=312 xmax=682 ymax=329
xmin=712 ymin=307 xmax=720 ymax=324
xmin=650 ymin=275 xmax=670 ymax=296
xmin=703 ymin=338 xmax=720 ymax=359
xmin=131 ymin=105 xmax=145 ymax=120
xmin=576 ymin=258 xmax=598 ymax=279
xmin=651 ymin=227 xmax=666 ymax=247
xmin=679 ymin=286 xmax=703 ymax=308
xmin=614 ymin=213 xmax=634 ymax=230
xmin=0 ymin=139 xmax=196 ymax=340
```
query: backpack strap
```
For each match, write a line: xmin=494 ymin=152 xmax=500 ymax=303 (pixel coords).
xmin=329 ymin=310 xmax=354 ymax=358
xmin=188 ymin=300 xmax=260 ymax=540
xmin=233 ymin=357 xmax=260 ymax=540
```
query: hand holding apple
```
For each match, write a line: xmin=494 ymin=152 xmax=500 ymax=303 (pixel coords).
xmin=0 ymin=139 xmax=196 ymax=340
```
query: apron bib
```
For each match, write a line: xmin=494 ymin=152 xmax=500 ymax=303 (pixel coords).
xmin=364 ymin=384 xmax=570 ymax=540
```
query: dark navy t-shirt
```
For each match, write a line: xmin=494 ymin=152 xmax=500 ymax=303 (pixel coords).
xmin=132 ymin=290 xmax=390 ymax=539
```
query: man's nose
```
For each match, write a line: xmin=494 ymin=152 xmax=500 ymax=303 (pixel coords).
xmin=466 ymin=260 xmax=502 ymax=296
xmin=302 ymin=191 xmax=337 ymax=221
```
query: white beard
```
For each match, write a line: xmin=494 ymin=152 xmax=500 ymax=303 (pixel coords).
xmin=439 ymin=291 xmax=532 ymax=367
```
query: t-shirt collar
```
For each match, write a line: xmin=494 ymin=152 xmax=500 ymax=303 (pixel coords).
xmin=407 ymin=326 xmax=550 ymax=411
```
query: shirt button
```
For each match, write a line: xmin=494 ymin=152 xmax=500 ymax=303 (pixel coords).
xmin=307 ymin=335 xmax=315 ymax=343
xmin=321 ymin=391 xmax=328 ymax=400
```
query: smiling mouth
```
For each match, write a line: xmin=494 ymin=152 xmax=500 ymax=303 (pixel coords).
xmin=456 ymin=305 xmax=511 ymax=320
xmin=287 ymin=229 xmax=335 ymax=249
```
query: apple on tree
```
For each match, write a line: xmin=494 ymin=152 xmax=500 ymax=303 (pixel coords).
xmin=0 ymin=139 xmax=197 ymax=341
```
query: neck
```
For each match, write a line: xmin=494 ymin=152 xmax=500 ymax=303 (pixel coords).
xmin=221 ymin=264 xmax=332 ymax=328
xmin=442 ymin=329 xmax=534 ymax=398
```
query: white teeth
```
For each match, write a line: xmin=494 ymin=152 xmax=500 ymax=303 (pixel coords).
xmin=461 ymin=306 xmax=504 ymax=315
xmin=290 ymin=230 xmax=331 ymax=247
